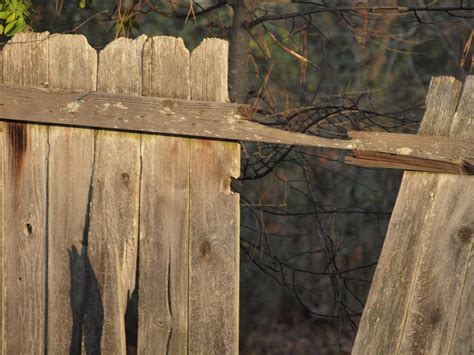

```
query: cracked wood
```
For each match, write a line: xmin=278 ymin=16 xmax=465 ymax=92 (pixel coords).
xmin=188 ymin=38 xmax=240 ymax=355
xmin=1 ymin=84 xmax=474 ymax=174
xmin=138 ymin=36 xmax=191 ymax=354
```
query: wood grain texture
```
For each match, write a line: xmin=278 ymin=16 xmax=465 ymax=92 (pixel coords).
xmin=448 ymin=76 xmax=474 ymax=353
xmin=345 ymin=150 xmax=473 ymax=174
xmin=87 ymin=131 xmax=141 ymax=354
xmin=138 ymin=36 xmax=191 ymax=355
xmin=46 ymin=34 xmax=97 ymax=354
xmin=397 ymin=75 xmax=474 ymax=354
xmin=2 ymin=84 xmax=474 ymax=174
xmin=189 ymin=38 xmax=240 ymax=354
xmin=2 ymin=32 xmax=49 ymax=87
xmin=86 ymin=36 xmax=146 ymax=354
xmin=142 ymin=36 xmax=190 ymax=99
xmin=1 ymin=32 xmax=50 ymax=354
xmin=353 ymin=77 xmax=468 ymax=354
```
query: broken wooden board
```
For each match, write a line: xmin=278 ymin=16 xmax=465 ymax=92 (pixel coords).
xmin=1 ymin=84 xmax=474 ymax=175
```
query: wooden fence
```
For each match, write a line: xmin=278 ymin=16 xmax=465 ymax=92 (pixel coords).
xmin=0 ymin=31 xmax=473 ymax=354
xmin=0 ymin=32 xmax=239 ymax=354
xmin=353 ymin=76 xmax=473 ymax=354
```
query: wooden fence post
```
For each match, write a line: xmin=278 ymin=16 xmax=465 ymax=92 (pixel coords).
xmin=353 ymin=76 xmax=474 ymax=354
xmin=1 ymin=31 xmax=471 ymax=355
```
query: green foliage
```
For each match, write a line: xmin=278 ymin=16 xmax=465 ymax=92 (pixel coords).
xmin=0 ymin=0 xmax=32 ymax=36
xmin=78 ymin=0 xmax=97 ymax=10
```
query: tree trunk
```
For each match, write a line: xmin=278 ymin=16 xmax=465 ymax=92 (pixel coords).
xmin=229 ymin=0 xmax=252 ymax=103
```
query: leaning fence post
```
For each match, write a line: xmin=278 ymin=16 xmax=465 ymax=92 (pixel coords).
xmin=353 ymin=76 xmax=474 ymax=354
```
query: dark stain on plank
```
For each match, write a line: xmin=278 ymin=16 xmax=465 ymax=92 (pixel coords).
xmin=6 ymin=122 xmax=28 ymax=179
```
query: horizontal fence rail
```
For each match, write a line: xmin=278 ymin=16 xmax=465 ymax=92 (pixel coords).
xmin=1 ymin=84 xmax=474 ymax=175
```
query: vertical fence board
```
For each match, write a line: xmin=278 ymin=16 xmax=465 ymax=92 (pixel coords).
xmin=353 ymin=77 xmax=465 ymax=354
xmin=89 ymin=36 xmax=146 ymax=354
xmin=2 ymin=32 xmax=49 ymax=87
xmin=449 ymin=76 xmax=474 ymax=353
xmin=398 ymin=75 xmax=474 ymax=354
xmin=138 ymin=36 xmax=191 ymax=354
xmin=47 ymin=34 xmax=97 ymax=354
xmin=1 ymin=32 xmax=49 ymax=354
xmin=189 ymin=39 xmax=240 ymax=354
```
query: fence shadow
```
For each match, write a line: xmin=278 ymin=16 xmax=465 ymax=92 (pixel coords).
xmin=68 ymin=245 xmax=103 ymax=354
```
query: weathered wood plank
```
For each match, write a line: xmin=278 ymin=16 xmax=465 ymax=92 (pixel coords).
xmin=345 ymin=150 xmax=473 ymax=174
xmin=138 ymin=36 xmax=191 ymax=355
xmin=448 ymin=76 xmax=474 ymax=354
xmin=0 ymin=84 xmax=249 ymax=132
xmin=189 ymin=38 xmax=240 ymax=354
xmin=46 ymin=34 xmax=97 ymax=354
xmin=87 ymin=131 xmax=141 ymax=354
xmin=397 ymin=75 xmax=474 ymax=354
xmin=353 ymin=77 xmax=463 ymax=353
xmin=2 ymin=33 xmax=49 ymax=87
xmin=85 ymin=36 xmax=145 ymax=354
xmin=398 ymin=176 xmax=473 ymax=353
xmin=353 ymin=76 xmax=464 ymax=354
xmin=2 ymin=32 xmax=49 ymax=354
xmin=2 ymin=84 xmax=474 ymax=175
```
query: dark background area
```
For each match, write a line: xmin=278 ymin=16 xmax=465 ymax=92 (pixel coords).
xmin=2 ymin=0 xmax=473 ymax=353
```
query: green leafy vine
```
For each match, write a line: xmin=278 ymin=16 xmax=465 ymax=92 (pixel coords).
xmin=0 ymin=0 xmax=32 ymax=36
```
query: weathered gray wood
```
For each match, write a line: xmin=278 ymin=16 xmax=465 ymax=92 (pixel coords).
xmin=85 ymin=36 xmax=145 ymax=354
xmin=2 ymin=84 xmax=474 ymax=175
xmin=346 ymin=131 xmax=474 ymax=174
xmin=189 ymin=38 xmax=240 ymax=354
xmin=448 ymin=76 xmax=474 ymax=353
xmin=0 ymin=84 xmax=250 ymax=134
xmin=2 ymin=33 xmax=49 ymax=87
xmin=138 ymin=36 xmax=191 ymax=355
xmin=1 ymin=32 xmax=50 ymax=354
xmin=46 ymin=34 xmax=97 ymax=354
xmin=353 ymin=76 xmax=468 ymax=354
xmin=397 ymin=75 xmax=474 ymax=354
xmin=87 ymin=131 xmax=141 ymax=354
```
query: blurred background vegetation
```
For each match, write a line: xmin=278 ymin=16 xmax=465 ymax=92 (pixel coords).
xmin=1 ymin=0 xmax=472 ymax=353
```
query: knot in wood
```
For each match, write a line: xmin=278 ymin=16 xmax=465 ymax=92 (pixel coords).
xmin=457 ymin=226 xmax=473 ymax=243
xmin=23 ymin=222 xmax=33 ymax=237
xmin=199 ymin=240 xmax=211 ymax=257
xmin=120 ymin=172 xmax=130 ymax=184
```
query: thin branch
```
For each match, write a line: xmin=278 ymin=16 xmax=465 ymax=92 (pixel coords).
xmin=248 ymin=5 xmax=474 ymax=28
